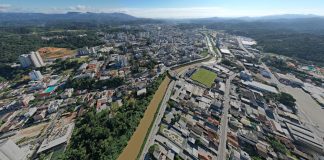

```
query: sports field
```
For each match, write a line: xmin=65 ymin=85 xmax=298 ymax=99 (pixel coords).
xmin=191 ymin=68 xmax=217 ymax=87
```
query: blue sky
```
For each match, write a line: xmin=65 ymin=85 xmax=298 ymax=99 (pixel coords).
xmin=1 ymin=0 xmax=324 ymax=18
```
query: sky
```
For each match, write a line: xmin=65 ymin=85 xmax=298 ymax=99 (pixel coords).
xmin=1 ymin=0 xmax=324 ymax=18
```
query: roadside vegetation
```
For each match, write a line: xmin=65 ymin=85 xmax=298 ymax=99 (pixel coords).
xmin=62 ymin=74 xmax=166 ymax=160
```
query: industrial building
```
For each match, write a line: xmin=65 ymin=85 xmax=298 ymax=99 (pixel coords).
xmin=285 ymin=121 xmax=324 ymax=154
xmin=276 ymin=73 xmax=304 ymax=87
xmin=241 ymin=80 xmax=278 ymax=94
xmin=0 ymin=139 xmax=25 ymax=160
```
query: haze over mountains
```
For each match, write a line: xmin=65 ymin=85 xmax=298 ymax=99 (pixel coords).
xmin=0 ymin=12 xmax=323 ymax=23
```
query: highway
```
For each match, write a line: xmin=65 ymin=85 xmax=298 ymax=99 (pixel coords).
xmin=217 ymin=73 xmax=236 ymax=160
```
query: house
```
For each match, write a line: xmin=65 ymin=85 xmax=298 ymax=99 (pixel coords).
xmin=137 ymin=88 xmax=147 ymax=96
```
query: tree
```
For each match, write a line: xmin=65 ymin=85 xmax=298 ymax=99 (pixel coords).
xmin=270 ymin=139 xmax=288 ymax=154
xmin=276 ymin=92 xmax=296 ymax=108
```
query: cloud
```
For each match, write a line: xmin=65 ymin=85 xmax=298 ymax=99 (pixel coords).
xmin=69 ymin=5 xmax=89 ymax=12
xmin=1 ymin=4 xmax=323 ymax=18
xmin=0 ymin=4 xmax=11 ymax=12
xmin=115 ymin=7 xmax=324 ymax=18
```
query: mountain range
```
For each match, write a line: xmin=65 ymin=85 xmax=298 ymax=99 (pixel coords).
xmin=0 ymin=12 xmax=323 ymax=23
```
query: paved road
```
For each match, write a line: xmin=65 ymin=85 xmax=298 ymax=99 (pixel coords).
xmin=236 ymin=37 xmax=255 ymax=59
xmin=218 ymin=73 xmax=236 ymax=160
xmin=139 ymin=80 xmax=176 ymax=160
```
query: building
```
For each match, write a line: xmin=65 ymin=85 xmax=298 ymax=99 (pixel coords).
xmin=276 ymin=73 xmax=304 ymax=87
xmin=0 ymin=139 xmax=24 ymax=160
xmin=37 ymin=123 xmax=75 ymax=154
xmin=137 ymin=88 xmax=147 ymax=96
xmin=21 ymin=94 xmax=35 ymax=107
xmin=19 ymin=51 xmax=45 ymax=68
xmin=18 ymin=54 xmax=31 ymax=68
xmin=286 ymin=122 xmax=324 ymax=154
xmin=240 ymin=71 xmax=252 ymax=81
xmin=30 ymin=51 xmax=45 ymax=67
xmin=260 ymin=69 xmax=271 ymax=78
xmin=24 ymin=107 xmax=37 ymax=117
xmin=241 ymin=80 xmax=278 ymax=94
xmin=77 ymin=47 xmax=90 ymax=56
xmin=29 ymin=70 xmax=43 ymax=81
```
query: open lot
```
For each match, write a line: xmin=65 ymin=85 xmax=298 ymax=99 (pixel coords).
xmin=38 ymin=47 xmax=76 ymax=59
xmin=191 ymin=68 xmax=217 ymax=87
xmin=10 ymin=122 xmax=49 ymax=144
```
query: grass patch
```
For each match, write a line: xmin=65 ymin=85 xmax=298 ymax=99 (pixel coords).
xmin=200 ymin=49 xmax=209 ymax=57
xmin=191 ymin=68 xmax=217 ymax=88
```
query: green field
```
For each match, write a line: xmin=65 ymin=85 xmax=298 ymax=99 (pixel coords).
xmin=191 ymin=68 xmax=217 ymax=88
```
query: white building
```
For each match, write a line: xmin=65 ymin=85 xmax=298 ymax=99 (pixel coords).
xmin=241 ymin=80 xmax=278 ymax=94
xmin=30 ymin=51 xmax=45 ymax=67
xmin=0 ymin=139 xmax=24 ymax=160
xmin=18 ymin=51 xmax=45 ymax=68
xmin=29 ymin=70 xmax=43 ymax=81
xmin=24 ymin=107 xmax=37 ymax=117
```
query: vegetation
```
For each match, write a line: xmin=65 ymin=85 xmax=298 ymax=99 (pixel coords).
xmin=147 ymin=144 xmax=158 ymax=159
xmin=65 ymin=77 xmax=124 ymax=91
xmin=63 ymin=74 xmax=166 ymax=160
xmin=0 ymin=27 xmax=104 ymax=63
xmin=191 ymin=68 xmax=217 ymax=88
xmin=206 ymin=21 xmax=324 ymax=65
xmin=276 ymin=92 xmax=296 ymax=108
xmin=0 ymin=120 xmax=4 ymax=127
xmin=270 ymin=139 xmax=288 ymax=154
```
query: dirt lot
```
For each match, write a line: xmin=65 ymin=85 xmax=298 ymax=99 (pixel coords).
xmin=118 ymin=77 xmax=171 ymax=160
xmin=38 ymin=47 xmax=76 ymax=59
xmin=10 ymin=122 xmax=49 ymax=144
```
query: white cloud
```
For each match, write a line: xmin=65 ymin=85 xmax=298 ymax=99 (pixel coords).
xmin=1 ymin=4 xmax=324 ymax=18
xmin=69 ymin=5 xmax=89 ymax=12
xmin=0 ymin=4 xmax=11 ymax=12
xmin=95 ymin=7 xmax=324 ymax=18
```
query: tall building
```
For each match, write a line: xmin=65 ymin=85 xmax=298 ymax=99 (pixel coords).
xmin=18 ymin=51 xmax=45 ymax=68
xmin=0 ymin=139 xmax=24 ymax=160
xmin=18 ymin=54 xmax=31 ymax=68
xmin=29 ymin=70 xmax=43 ymax=81
xmin=30 ymin=51 xmax=45 ymax=67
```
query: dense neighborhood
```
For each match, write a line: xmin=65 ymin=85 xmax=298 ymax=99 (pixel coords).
xmin=0 ymin=23 xmax=324 ymax=160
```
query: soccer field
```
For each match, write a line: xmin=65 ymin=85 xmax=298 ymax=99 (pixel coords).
xmin=191 ymin=68 xmax=217 ymax=88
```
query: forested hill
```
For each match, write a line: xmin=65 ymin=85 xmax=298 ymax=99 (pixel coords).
xmin=0 ymin=12 xmax=137 ymax=25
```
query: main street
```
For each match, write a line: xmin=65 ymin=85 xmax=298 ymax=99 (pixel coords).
xmin=217 ymin=73 xmax=236 ymax=160
xmin=140 ymin=80 xmax=175 ymax=160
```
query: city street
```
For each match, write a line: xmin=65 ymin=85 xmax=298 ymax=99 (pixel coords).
xmin=217 ymin=73 xmax=236 ymax=160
